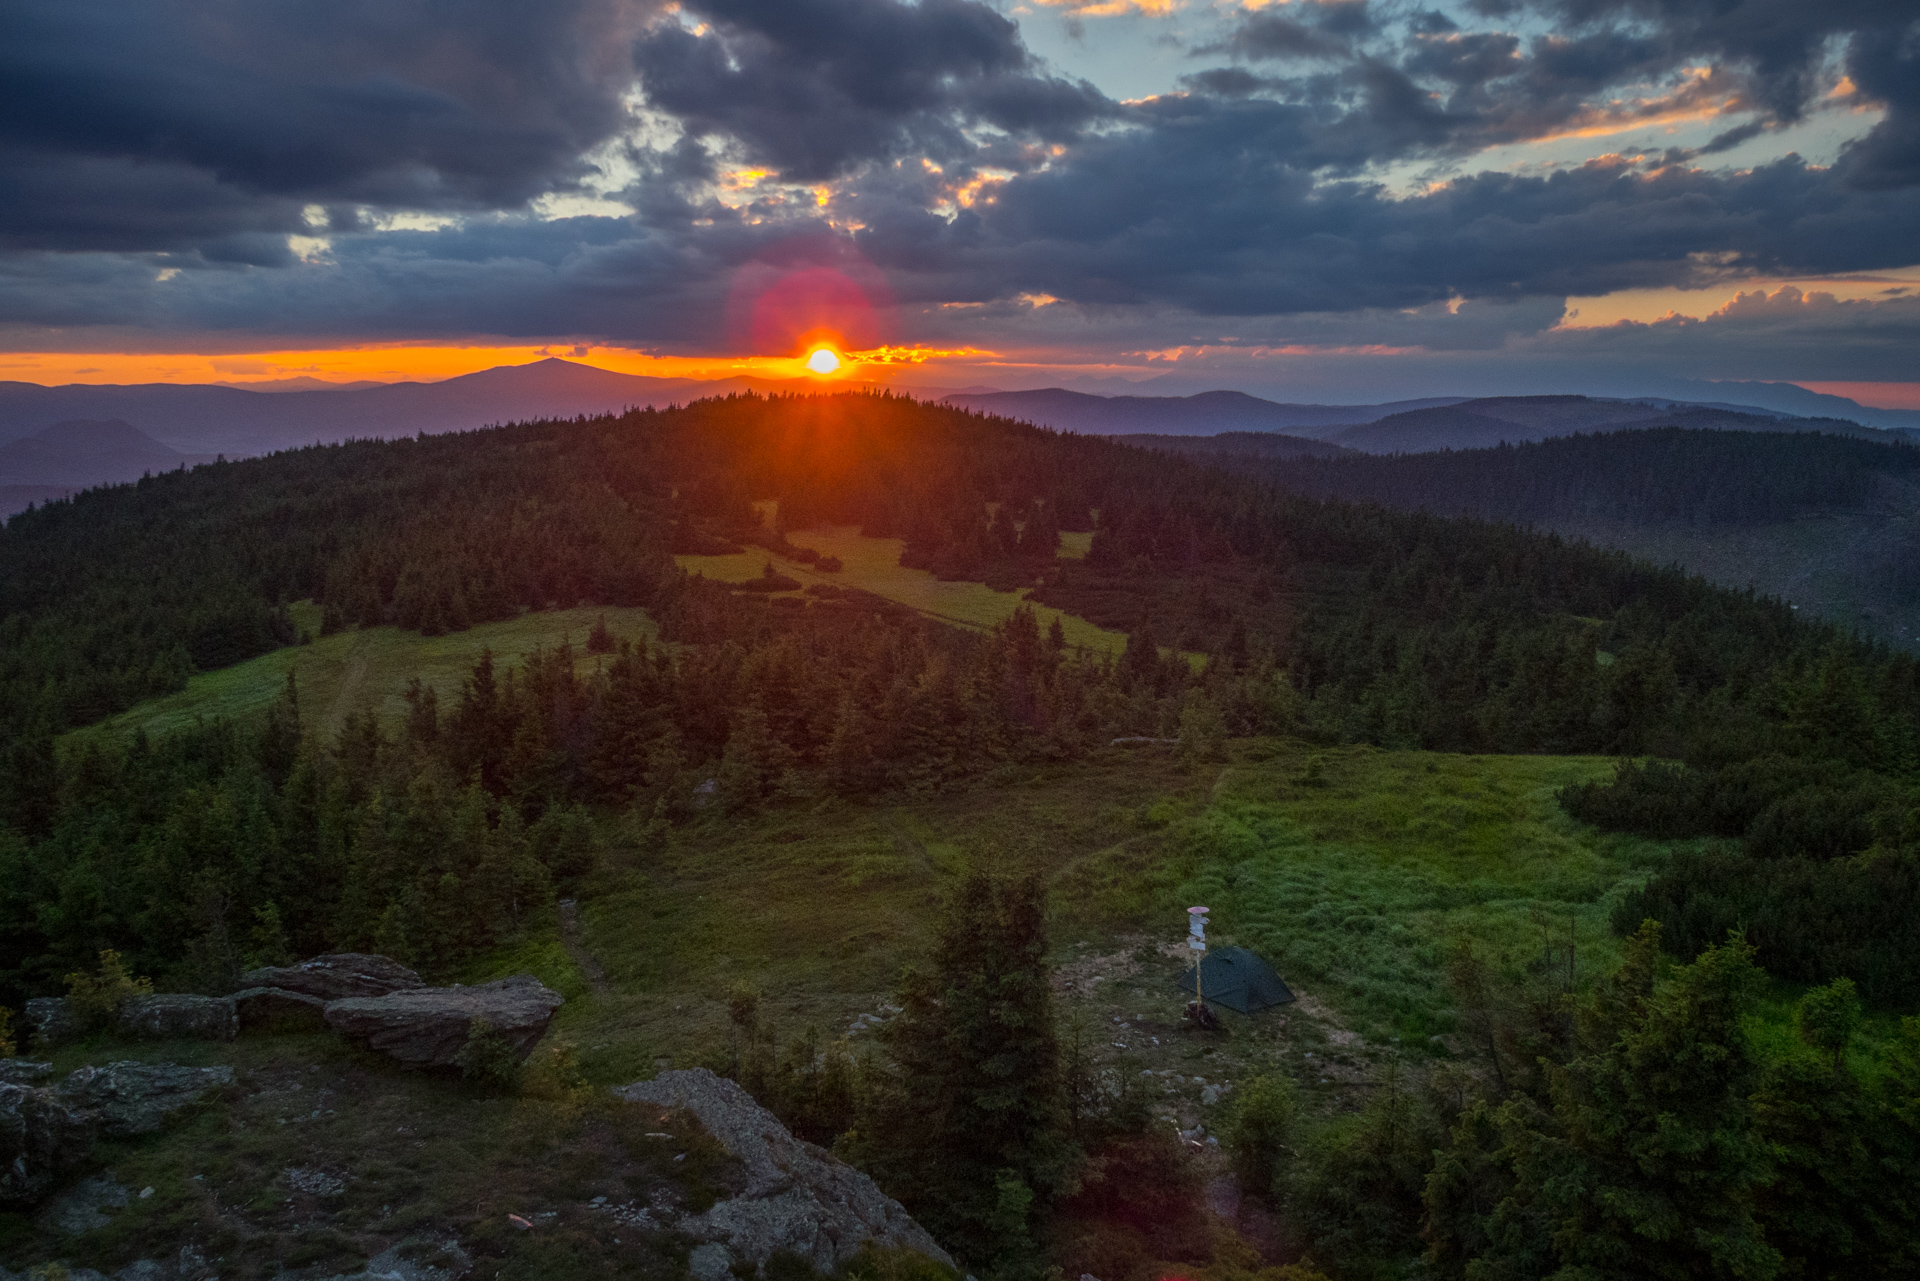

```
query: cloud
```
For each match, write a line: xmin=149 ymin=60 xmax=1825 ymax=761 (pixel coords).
xmin=0 ymin=0 xmax=1917 ymax=391
xmin=0 ymin=0 xmax=662 ymax=251
xmin=632 ymin=0 xmax=1113 ymax=181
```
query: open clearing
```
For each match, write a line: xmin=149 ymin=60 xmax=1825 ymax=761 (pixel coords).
xmin=542 ymin=741 xmax=1660 ymax=1116
xmin=675 ymin=516 xmax=1130 ymax=656
xmin=67 ymin=603 xmax=658 ymax=745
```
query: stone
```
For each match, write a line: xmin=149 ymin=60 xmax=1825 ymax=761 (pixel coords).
xmin=687 ymin=1242 xmax=734 ymax=1281
xmin=233 ymin=985 xmax=329 ymax=1034
xmin=0 ymin=1060 xmax=53 ymax=1086
xmin=55 ymin=1062 xmax=234 ymax=1137
xmin=242 ymin=953 xmax=424 ymax=1002
xmin=1200 ymin=1084 xmax=1222 ymax=1106
xmin=25 ymin=996 xmax=82 ymax=1048
xmin=615 ymin=1068 xmax=955 ymax=1275
xmin=324 ymin=974 xmax=563 ymax=1067
xmin=115 ymin=994 xmax=236 ymax=1043
xmin=42 ymin=1173 xmax=129 ymax=1234
xmin=0 ymin=1081 xmax=97 ymax=1205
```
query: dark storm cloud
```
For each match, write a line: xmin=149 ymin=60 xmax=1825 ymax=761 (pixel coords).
xmin=0 ymin=0 xmax=658 ymax=250
xmin=0 ymin=0 xmax=1917 ymax=386
xmin=632 ymin=0 xmax=1113 ymax=180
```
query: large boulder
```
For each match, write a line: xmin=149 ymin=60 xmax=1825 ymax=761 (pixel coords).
xmin=115 ymin=995 xmax=236 ymax=1043
xmin=25 ymin=997 xmax=82 ymax=1048
xmin=54 ymin=1062 xmax=233 ymax=1137
xmin=241 ymin=953 xmax=423 ymax=1002
xmin=323 ymin=974 xmax=562 ymax=1067
xmin=614 ymin=1069 xmax=954 ymax=1276
xmin=0 ymin=1082 xmax=96 ymax=1205
xmin=22 ymin=995 xmax=238 ymax=1047
xmin=231 ymin=985 xmax=328 ymax=1034
xmin=0 ymin=1061 xmax=53 ymax=1087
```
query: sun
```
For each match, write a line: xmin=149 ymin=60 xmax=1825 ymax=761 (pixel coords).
xmin=805 ymin=346 xmax=841 ymax=374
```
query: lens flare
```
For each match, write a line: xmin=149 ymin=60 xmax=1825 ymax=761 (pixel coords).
xmin=806 ymin=347 xmax=841 ymax=374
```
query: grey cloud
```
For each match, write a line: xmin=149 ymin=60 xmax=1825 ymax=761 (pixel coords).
xmin=633 ymin=0 xmax=1114 ymax=180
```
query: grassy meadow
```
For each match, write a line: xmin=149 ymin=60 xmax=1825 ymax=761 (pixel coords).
xmin=66 ymin=604 xmax=658 ymax=746
xmin=675 ymin=515 xmax=1130 ymax=656
xmin=514 ymin=740 xmax=1663 ymax=1106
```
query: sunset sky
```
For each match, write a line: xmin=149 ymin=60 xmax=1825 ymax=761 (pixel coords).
xmin=4 ymin=0 xmax=1917 ymax=404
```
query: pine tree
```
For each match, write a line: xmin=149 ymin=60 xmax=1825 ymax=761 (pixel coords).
xmin=864 ymin=865 xmax=1069 ymax=1268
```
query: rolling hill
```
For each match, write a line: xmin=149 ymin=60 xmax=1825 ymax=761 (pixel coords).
xmin=940 ymin=387 xmax=1465 ymax=435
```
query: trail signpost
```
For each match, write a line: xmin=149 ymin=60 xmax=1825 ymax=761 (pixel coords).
xmin=1184 ymin=906 xmax=1219 ymax=1030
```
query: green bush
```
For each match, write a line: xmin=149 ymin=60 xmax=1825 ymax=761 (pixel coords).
xmin=63 ymin=948 xmax=153 ymax=1030
xmin=455 ymin=1017 xmax=525 ymax=1092
xmin=1222 ymin=1073 xmax=1297 ymax=1198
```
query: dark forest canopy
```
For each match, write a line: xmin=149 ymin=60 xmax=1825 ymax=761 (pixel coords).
xmin=1 ymin=391 xmax=1918 ymax=1011
xmin=1144 ymin=424 xmax=1920 ymax=529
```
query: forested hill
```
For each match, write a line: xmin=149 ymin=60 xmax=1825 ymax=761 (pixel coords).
xmin=1188 ymin=426 xmax=1920 ymax=527
xmin=4 ymin=394 xmax=1914 ymax=769
xmin=3 ymin=390 xmax=1919 ymax=1032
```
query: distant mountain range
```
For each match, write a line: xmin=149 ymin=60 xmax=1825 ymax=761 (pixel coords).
xmin=949 ymin=388 xmax=1916 ymax=453
xmin=3 ymin=360 xmax=1915 ymax=518
xmin=941 ymin=388 xmax=1467 ymax=435
xmin=0 ymin=418 xmax=216 ymax=515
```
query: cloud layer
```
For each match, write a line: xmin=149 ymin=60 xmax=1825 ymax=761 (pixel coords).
xmin=3 ymin=0 xmax=1917 ymax=388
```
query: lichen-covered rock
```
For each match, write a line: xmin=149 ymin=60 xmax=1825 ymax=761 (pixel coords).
xmin=25 ymin=996 xmax=81 ymax=1048
xmin=242 ymin=953 xmax=423 ymax=1002
xmin=0 ymin=1081 xmax=96 ymax=1205
xmin=324 ymin=974 xmax=562 ymax=1067
xmin=114 ymin=994 xmax=236 ymax=1043
xmin=614 ymin=1068 xmax=954 ymax=1275
xmin=232 ymin=985 xmax=329 ymax=1034
xmin=54 ymin=1062 xmax=233 ymax=1137
xmin=0 ymin=1060 xmax=53 ymax=1087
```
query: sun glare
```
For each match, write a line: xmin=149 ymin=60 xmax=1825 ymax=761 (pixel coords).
xmin=806 ymin=347 xmax=841 ymax=374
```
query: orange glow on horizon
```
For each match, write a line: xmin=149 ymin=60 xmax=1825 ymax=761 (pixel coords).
xmin=1792 ymin=381 xmax=1920 ymax=411
xmin=0 ymin=340 xmax=1001 ymax=389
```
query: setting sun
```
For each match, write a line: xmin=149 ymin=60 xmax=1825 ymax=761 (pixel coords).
xmin=806 ymin=347 xmax=841 ymax=374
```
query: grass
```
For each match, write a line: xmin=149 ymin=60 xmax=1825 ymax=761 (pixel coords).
xmin=533 ymin=741 xmax=1659 ymax=1091
xmin=675 ymin=519 xmax=1130 ymax=656
xmin=66 ymin=604 xmax=658 ymax=745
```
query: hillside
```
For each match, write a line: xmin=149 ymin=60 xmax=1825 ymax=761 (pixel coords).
xmin=942 ymin=387 xmax=1462 ymax=436
xmin=1326 ymin=396 xmax=1892 ymax=453
xmin=4 ymin=393 xmax=1919 ymax=1279
xmin=1142 ymin=426 xmax=1920 ymax=649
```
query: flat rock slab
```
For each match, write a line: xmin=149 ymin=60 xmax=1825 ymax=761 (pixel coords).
xmin=56 ymin=1062 xmax=234 ymax=1137
xmin=0 ymin=1061 xmax=53 ymax=1087
xmin=615 ymin=1068 xmax=954 ymax=1275
xmin=25 ymin=996 xmax=82 ymax=1048
xmin=233 ymin=985 xmax=329 ymax=1034
xmin=324 ymin=974 xmax=562 ymax=1067
xmin=243 ymin=953 xmax=424 ymax=1002
xmin=0 ymin=1081 xmax=96 ymax=1205
xmin=116 ymin=994 xmax=236 ymax=1043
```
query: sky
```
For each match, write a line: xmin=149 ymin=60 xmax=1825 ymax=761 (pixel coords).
xmin=3 ymin=0 xmax=1918 ymax=405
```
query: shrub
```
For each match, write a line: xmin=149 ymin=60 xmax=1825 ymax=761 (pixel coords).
xmin=1222 ymin=1073 xmax=1297 ymax=1198
xmin=455 ymin=1016 xmax=525 ymax=1091
xmin=64 ymin=949 xmax=154 ymax=1030
xmin=0 ymin=1006 xmax=14 ymax=1058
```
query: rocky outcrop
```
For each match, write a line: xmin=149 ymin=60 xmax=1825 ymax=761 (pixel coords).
xmin=23 ymin=995 xmax=237 ymax=1047
xmin=116 ymin=995 xmax=236 ymax=1043
xmin=232 ymin=985 xmax=329 ymax=1034
xmin=0 ymin=1081 xmax=96 ymax=1204
xmin=56 ymin=1062 xmax=233 ymax=1137
xmin=324 ymin=974 xmax=562 ymax=1067
xmin=242 ymin=953 xmax=424 ymax=1002
xmin=25 ymin=996 xmax=82 ymax=1047
xmin=0 ymin=1061 xmax=53 ymax=1087
xmin=1 ymin=1062 xmax=230 ymax=1207
xmin=614 ymin=1068 xmax=954 ymax=1276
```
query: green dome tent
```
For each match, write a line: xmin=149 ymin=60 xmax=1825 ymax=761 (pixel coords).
xmin=1177 ymin=946 xmax=1295 ymax=1014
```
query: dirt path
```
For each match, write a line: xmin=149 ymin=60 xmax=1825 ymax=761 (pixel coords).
xmin=557 ymin=898 xmax=610 ymax=997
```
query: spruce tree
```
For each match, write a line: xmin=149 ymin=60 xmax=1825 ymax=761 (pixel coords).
xmin=864 ymin=865 xmax=1069 ymax=1270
